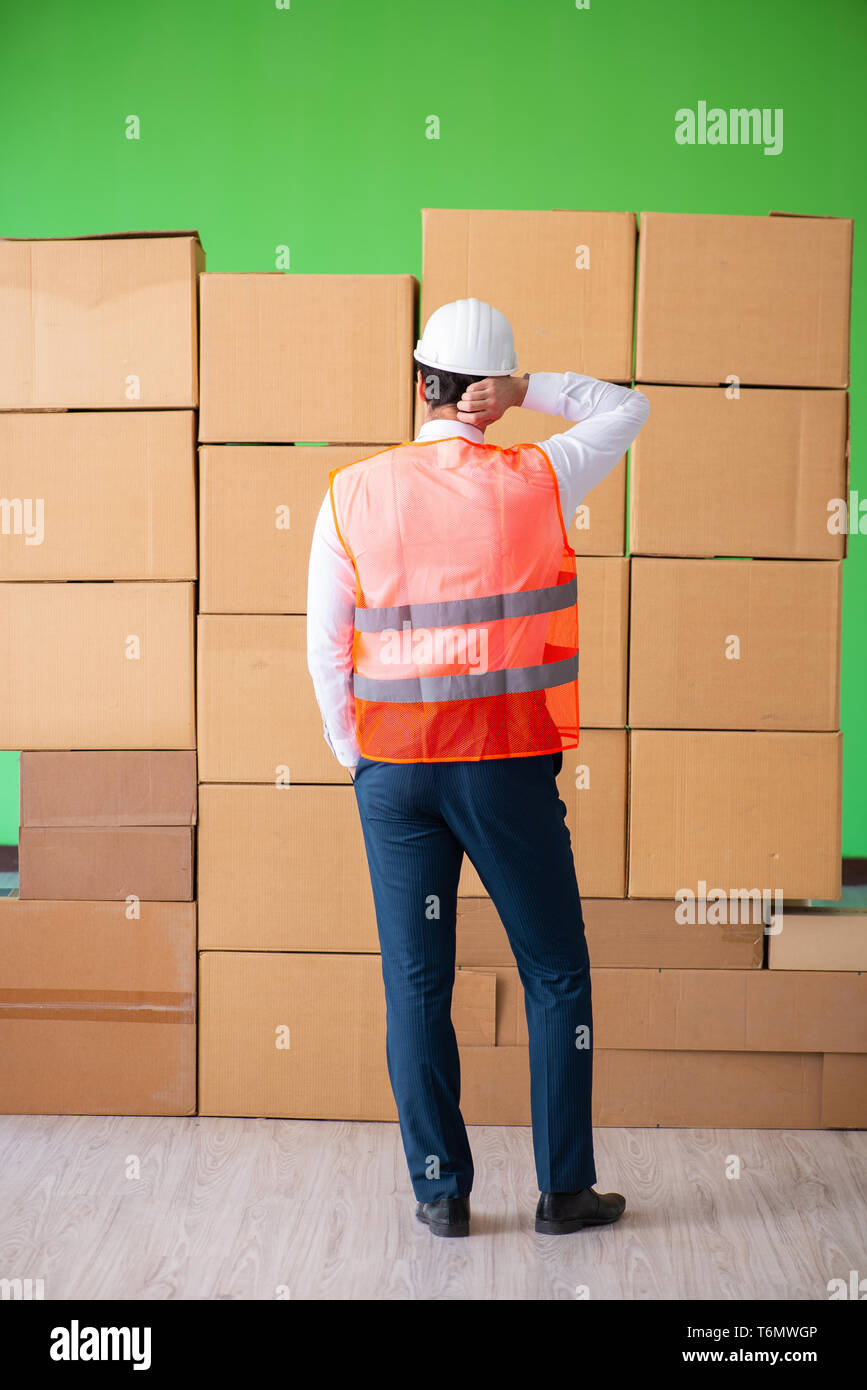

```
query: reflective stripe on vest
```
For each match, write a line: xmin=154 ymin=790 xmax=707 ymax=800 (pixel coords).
xmin=352 ymin=575 xmax=578 ymax=633
xmin=329 ymin=436 xmax=580 ymax=762
xmin=353 ymin=651 xmax=579 ymax=704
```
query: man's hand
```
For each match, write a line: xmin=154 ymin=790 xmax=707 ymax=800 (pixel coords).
xmin=456 ymin=373 xmax=529 ymax=429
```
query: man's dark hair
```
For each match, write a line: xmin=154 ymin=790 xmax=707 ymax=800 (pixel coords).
xmin=414 ymin=357 xmax=486 ymax=408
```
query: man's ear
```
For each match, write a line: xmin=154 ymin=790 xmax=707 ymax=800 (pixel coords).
xmin=416 ymin=368 xmax=426 ymax=404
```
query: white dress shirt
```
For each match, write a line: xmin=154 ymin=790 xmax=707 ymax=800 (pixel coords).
xmin=306 ymin=371 xmax=650 ymax=768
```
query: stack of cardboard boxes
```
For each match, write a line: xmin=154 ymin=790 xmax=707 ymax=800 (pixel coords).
xmin=766 ymin=897 xmax=867 ymax=1127
xmin=412 ymin=210 xmax=782 ymax=1126
xmin=406 ymin=209 xmax=863 ymax=1129
xmin=196 ymin=210 xmax=864 ymax=1130
xmin=2 ymin=213 xmax=862 ymax=1131
xmin=193 ymin=222 xmax=650 ymax=1122
xmin=628 ymin=211 xmax=864 ymax=1127
xmin=195 ymin=270 xmax=416 ymax=1118
xmin=0 ymin=232 xmax=202 ymax=1114
xmin=420 ymin=210 xmax=635 ymax=907
xmin=419 ymin=210 xmax=651 ymax=1121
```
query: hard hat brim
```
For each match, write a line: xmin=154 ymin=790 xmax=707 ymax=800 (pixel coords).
xmin=413 ymin=347 xmax=516 ymax=377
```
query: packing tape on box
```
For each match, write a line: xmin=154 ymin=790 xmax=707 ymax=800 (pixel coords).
xmin=0 ymin=989 xmax=195 ymax=1024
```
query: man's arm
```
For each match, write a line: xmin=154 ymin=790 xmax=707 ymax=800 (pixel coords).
xmin=525 ymin=372 xmax=650 ymax=527
xmin=306 ymin=492 xmax=361 ymax=770
xmin=457 ymin=371 xmax=651 ymax=528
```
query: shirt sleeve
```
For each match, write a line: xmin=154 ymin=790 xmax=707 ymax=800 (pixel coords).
xmin=523 ymin=372 xmax=651 ymax=528
xmin=306 ymin=491 xmax=362 ymax=769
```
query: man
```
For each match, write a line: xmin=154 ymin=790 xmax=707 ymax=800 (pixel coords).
xmin=307 ymin=299 xmax=650 ymax=1238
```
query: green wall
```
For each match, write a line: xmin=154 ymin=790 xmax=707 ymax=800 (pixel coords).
xmin=1 ymin=0 xmax=864 ymax=851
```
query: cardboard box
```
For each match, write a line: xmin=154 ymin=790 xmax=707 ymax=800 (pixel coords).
xmin=458 ymin=728 xmax=627 ymax=897
xmin=198 ymin=273 xmax=416 ymax=444
xmin=197 ymin=950 xmax=545 ymax=1121
xmin=628 ymin=732 xmax=842 ymax=900
xmin=0 ymin=898 xmax=195 ymax=1115
xmin=198 ymin=950 xmax=396 ymax=1120
xmin=421 ymin=210 xmax=636 ymax=382
xmin=18 ymin=827 xmax=194 ymax=901
xmin=199 ymin=445 xmax=361 ymax=613
xmin=458 ymin=966 xmax=527 ymax=1046
xmin=768 ymin=908 xmax=867 ymax=971
xmin=629 ymin=387 xmax=849 ymax=559
xmin=456 ymin=896 xmax=762 ymax=970
xmin=0 ymin=231 xmax=203 ymax=409
xmin=410 ymin=399 xmax=628 ymax=557
xmin=635 ymin=211 xmax=853 ymax=387
xmin=458 ymin=1045 xmax=532 ymax=1125
xmin=198 ymin=567 xmax=625 ymax=778
xmin=201 ymin=441 xmax=622 ymax=610
xmin=820 ymin=1055 xmax=867 ymax=1129
xmin=0 ymin=411 xmax=197 ymax=580
xmin=629 ymin=559 xmax=842 ymax=730
xmin=575 ymin=558 xmax=629 ymax=726
xmin=456 ymin=963 xmax=863 ymax=1052
xmin=197 ymin=785 xmax=377 ymax=951
xmin=198 ymin=949 xmax=850 ymax=1127
xmin=565 ymin=458 xmax=625 ymax=557
xmin=20 ymin=751 xmax=197 ymax=827
xmin=450 ymin=969 xmax=496 ymax=1047
xmin=197 ymin=615 xmax=348 ymax=784
xmin=0 ymin=583 xmax=196 ymax=749
xmin=590 ymin=968 xmax=865 ymax=1053
xmin=436 ymin=1047 xmax=824 ymax=1128
xmin=591 ymin=1050 xmax=823 ymax=1128
xmin=455 ymin=898 xmax=534 ymax=969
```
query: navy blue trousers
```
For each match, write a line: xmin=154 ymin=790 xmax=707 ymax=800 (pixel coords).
xmin=352 ymin=748 xmax=596 ymax=1202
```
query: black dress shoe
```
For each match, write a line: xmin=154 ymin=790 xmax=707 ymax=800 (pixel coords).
xmin=535 ymin=1187 xmax=626 ymax=1234
xmin=415 ymin=1196 xmax=470 ymax=1238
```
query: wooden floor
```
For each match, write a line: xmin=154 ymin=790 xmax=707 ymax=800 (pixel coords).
xmin=0 ymin=1116 xmax=864 ymax=1300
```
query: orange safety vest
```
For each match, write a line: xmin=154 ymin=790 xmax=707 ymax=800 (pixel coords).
xmin=328 ymin=436 xmax=579 ymax=763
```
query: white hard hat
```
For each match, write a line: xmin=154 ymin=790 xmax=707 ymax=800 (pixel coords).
xmin=414 ymin=298 xmax=518 ymax=376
